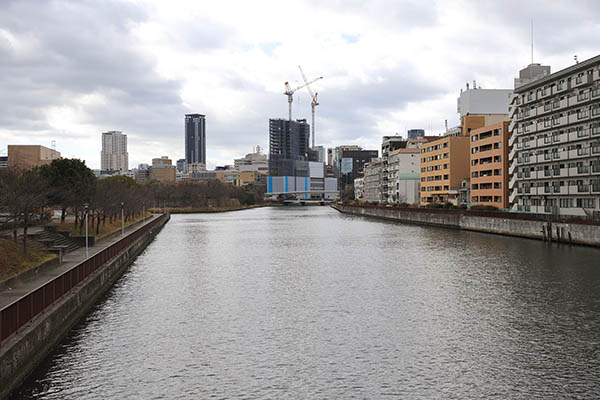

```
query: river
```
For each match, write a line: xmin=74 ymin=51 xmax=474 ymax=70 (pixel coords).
xmin=13 ymin=206 xmax=600 ymax=399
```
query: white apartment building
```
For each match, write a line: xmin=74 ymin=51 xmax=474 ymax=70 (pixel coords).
xmin=386 ymin=147 xmax=421 ymax=203
xmin=363 ymin=160 xmax=383 ymax=203
xmin=353 ymin=177 xmax=364 ymax=200
xmin=509 ymin=55 xmax=600 ymax=217
xmin=101 ymin=131 xmax=128 ymax=173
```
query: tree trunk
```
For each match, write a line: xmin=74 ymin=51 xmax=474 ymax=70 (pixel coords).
xmin=61 ymin=207 xmax=66 ymax=223
xmin=96 ymin=215 xmax=101 ymax=235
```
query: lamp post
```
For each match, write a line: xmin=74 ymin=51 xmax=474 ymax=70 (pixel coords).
xmin=142 ymin=202 xmax=145 ymax=224
xmin=84 ymin=204 xmax=89 ymax=259
xmin=121 ymin=202 xmax=124 ymax=236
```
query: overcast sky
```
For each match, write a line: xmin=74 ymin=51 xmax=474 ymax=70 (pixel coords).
xmin=1 ymin=0 xmax=599 ymax=170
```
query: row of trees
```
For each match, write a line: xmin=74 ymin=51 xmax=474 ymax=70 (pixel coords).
xmin=0 ymin=158 xmax=265 ymax=253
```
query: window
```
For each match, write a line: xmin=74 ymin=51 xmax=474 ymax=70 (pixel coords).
xmin=559 ymin=198 xmax=572 ymax=208
xmin=577 ymin=198 xmax=596 ymax=208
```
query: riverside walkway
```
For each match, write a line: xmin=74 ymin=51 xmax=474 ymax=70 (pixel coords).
xmin=0 ymin=215 xmax=161 ymax=310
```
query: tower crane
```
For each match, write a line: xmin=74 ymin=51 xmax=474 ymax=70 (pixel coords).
xmin=298 ymin=65 xmax=322 ymax=149
xmin=284 ymin=74 xmax=322 ymax=123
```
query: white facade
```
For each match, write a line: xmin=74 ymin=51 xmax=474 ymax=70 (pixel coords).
xmin=509 ymin=55 xmax=600 ymax=217
xmin=457 ymin=87 xmax=512 ymax=117
xmin=386 ymin=148 xmax=421 ymax=202
xmin=101 ymin=131 xmax=128 ymax=172
xmin=234 ymin=147 xmax=268 ymax=172
xmin=354 ymin=177 xmax=364 ymax=200
xmin=363 ymin=161 xmax=383 ymax=203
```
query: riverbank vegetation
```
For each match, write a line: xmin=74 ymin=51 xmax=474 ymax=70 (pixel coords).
xmin=0 ymin=159 xmax=266 ymax=256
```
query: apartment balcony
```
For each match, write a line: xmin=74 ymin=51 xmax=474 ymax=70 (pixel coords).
xmin=538 ymin=88 xmax=552 ymax=100
xmin=509 ymin=119 xmax=517 ymax=132
xmin=523 ymin=93 xmax=537 ymax=105
xmin=569 ymin=166 xmax=591 ymax=176
xmin=568 ymin=129 xmax=590 ymax=142
xmin=509 ymin=159 xmax=517 ymax=175
xmin=553 ymin=168 xmax=568 ymax=178
xmin=509 ymin=189 xmax=518 ymax=203
xmin=573 ymin=74 xmax=592 ymax=88
xmin=509 ymin=174 xmax=518 ymax=189
xmin=536 ymin=121 xmax=552 ymax=132
xmin=556 ymin=97 xmax=569 ymax=110
xmin=568 ymin=148 xmax=590 ymax=159
xmin=509 ymin=145 xmax=518 ymax=161
xmin=577 ymin=184 xmax=590 ymax=194
xmin=523 ymin=123 xmax=537 ymax=134
xmin=568 ymin=112 xmax=589 ymax=125
xmin=509 ymin=92 xmax=519 ymax=105
xmin=508 ymin=132 xmax=517 ymax=147
xmin=509 ymin=105 xmax=517 ymax=119
xmin=594 ymin=69 xmax=600 ymax=82
xmin=592 ymin=184 xmax=600 ymax=193
xmin=536 ymin=105 xmax=551 ymax=117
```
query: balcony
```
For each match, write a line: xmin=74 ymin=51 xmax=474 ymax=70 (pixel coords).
xmin=594 ymin=70 xmax=600 ymax=82
xmin=568 ymin=111 xmax=589 ymax=124
xmin=523 ymin=92 xmax=537 ymax=105
xmin=578 ymin=184 xmax=590 ymax=193
xmin=568 ymin=129 xmax=590 ymax=141
xmin=568 ymin=148 xmax=590 ymax=159
xmin=593 ymin=184 xmax=600 ymax=193
xmin=573 ymin=74 xmax=591 ymax=88
xmin=509 ymin=119 xmax=517 ymax=132
xmin=509 ymin=105 xmax=517 ymax=119
xmin=509 ymin=174 xmax=518 ymax=189
xmin=509 ymin=159 xmax=517 ymax=175
xmin=509 ymin=92 xmax=519 ymax=105
xmin=509 ymin=190 xmax=518 ymax=203
xmin=508 ymin=132 xmax=517 ymax=147
xmin=509 ymin=146 xmax=518 ymax=160
xmin=539 ymin=88 xmax=552 ymax=100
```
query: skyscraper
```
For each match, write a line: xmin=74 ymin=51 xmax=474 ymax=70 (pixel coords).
xmin=185 ymin=114 xmax=206 ymax=166
xmin=101 ymin=131 xmax=128 ymax=172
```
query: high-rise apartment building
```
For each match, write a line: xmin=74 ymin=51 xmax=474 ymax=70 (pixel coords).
xmin=101 ymin=131 xmax=128 ymax=173
xmin=509 ymin=55 xmax=600 ymax=216
xmin=185 ymin=114 xmax=206 ymax=165
xmin=470 ymin=121 xmax=509 ymax=208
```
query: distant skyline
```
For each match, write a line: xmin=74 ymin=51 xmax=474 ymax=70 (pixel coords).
xmin=1 ymin=0 xmax=600 ymax=169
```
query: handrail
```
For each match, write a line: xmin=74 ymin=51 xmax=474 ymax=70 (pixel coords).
xmin=0 ymin=213 xmax=168 ymax=345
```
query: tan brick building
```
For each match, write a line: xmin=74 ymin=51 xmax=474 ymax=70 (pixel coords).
xmin=420 ymin=136 xmax=470 ymax=205
xmin=470 ymin=121 xmax=510 ymax=208
xmin=8 ymin=145 xmax=60 ymax=170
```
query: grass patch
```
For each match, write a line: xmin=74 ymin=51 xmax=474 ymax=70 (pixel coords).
xmin=0 ymin=238 xmax=56 ymax=281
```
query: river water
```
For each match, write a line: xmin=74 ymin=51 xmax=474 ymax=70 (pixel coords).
xmin=13 ymin=207 xmax=600 ymax=399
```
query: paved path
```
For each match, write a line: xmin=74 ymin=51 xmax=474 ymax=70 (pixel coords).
xmin=0 ymin=215 xmax=161 ymax=310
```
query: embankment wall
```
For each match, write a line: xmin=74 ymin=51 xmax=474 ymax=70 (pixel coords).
xmin=0 ymin=214 xmax=169 ymax=399
xmin=332 ymin=204 xmax=600 ymax=247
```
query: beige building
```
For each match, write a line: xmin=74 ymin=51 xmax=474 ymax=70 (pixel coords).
xmin=149 ymin=156 xmax=176 ymax=183
xmin=8 ymin=145 xmax=60 ymax=169
xmin=101 ymin=131 xmax=128 ymax=172
xmin=420 ymin=136 xmax=471 ymax=205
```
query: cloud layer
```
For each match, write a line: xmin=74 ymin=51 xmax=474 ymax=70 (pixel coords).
xmin=1 ymin=0 xmax=599 ymax=168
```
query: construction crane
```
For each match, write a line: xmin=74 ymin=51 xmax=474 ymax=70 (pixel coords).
xmin=284 ymin=74 xmax=322 ymax=123
xmin=298 ymin=65 xmax=322 ymax=149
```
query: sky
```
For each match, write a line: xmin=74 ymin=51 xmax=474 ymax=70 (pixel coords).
xmin=1 ymin=0 xmax=600 ymax=170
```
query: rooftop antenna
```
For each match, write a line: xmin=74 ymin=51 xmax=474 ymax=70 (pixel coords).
xmin=531 ymin=19 xmax=534 ymax=65
xmin=574 ymin=55 xmax=579 ymax=64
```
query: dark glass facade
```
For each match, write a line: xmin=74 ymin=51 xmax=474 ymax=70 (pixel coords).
xmin=268 ymin=119 xmax=312 ymax=176
xmin=185 ymin=114 xmax=206 ymax=165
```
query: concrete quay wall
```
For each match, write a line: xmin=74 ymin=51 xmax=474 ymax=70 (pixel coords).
xmin=333 ymin=204 xmax=600 ymax=247
xmin=0 ymin=215 xmax=169 ymax=399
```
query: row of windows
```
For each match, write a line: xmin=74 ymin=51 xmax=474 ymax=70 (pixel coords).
xmin=421 ymin=142 xmax=449 ymax=153
xmin=472 ymin=182 xmax=502 ymax=190
xmin=472 ymin=169 xmax=502 ymax=178
xmin=471 ymin=129 xmax=501 ymax=141
xmin=472 ymin=196 xmax=502 ymax=203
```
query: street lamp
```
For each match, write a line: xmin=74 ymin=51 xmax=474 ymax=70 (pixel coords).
xmin=121 ymin=202 xmax=124 ymax=236
xmin=84 ymin=204 xmax=89 ymax=259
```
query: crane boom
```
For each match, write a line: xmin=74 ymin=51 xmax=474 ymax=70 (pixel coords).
xmin=283 ymin=74 xmax=322 ymax=121
xmin=298 ymin=65 xmax=322 ymax=149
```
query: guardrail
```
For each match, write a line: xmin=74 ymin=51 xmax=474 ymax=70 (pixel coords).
xmin=0 ymin=213 xmax=168 ymax=345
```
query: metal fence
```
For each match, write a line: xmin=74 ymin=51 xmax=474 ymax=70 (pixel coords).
xmin=0 ymin=213 xmax=168 ymax=345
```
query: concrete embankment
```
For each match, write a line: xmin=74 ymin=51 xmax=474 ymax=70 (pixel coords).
xmin=332 ymin=204 xmax=600 ymax=247
xmin=0 ymin=213 xmax=169 ymax=399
